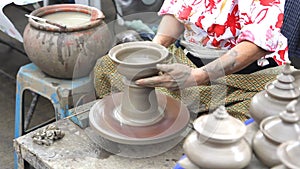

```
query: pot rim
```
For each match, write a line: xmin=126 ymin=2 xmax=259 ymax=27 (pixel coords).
xmin=108 ymin=41 xmax=169 ymax=67
xmin=277 ymin=139 xmax=300 ymax=169
xmin=265 ymin=82 xmax=300 ymax=100
xmin=259 ymin=116 xmax=300 ymax=144
xmin=28 ymin=4 xmax=105 ymax=32
xmin=260 ymin=116 xmax=282 ymax=144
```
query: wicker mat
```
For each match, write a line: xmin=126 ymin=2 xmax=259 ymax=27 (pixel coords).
xmin=93 ymin=45 xmax=283 ymax=122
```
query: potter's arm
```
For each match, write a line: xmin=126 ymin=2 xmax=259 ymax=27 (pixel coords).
xmin=152 ymin=14 xmax=184 ymax=47
xmin=136 ymin=41 xmax=270 ymax=90
xmin=193 ymin=41 xmax=271 ymax=84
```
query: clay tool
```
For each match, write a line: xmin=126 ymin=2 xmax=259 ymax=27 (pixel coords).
xmin=25 ymin=14 xmax=67 ymax=29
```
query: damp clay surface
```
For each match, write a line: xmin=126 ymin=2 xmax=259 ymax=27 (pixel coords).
xmin=89 ymin=92 xmax=190 ymax=145
xmin=41 ymin=11 xmax=91 ymax=27
xmin=117 ymin=49 xmax=161 ymax=64
xmin=89 ymin=41 xmax=191 ymax=158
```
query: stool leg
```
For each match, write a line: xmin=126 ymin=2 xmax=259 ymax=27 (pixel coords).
xmin=24 ymin=93 xmax=39 ymax=131
xmin=55 ymin=87 xmax=71 ymax=119
xmin=50 ymin=93 xmax=64 ymax=120
xmin=14 ymin=78 xmax=25 ymax=169
xmin=15 ymin=82 xmax=25 ymax=138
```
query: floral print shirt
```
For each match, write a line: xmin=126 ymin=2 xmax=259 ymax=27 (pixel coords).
xmin=158 ymin=0 xmax=288 ymax=66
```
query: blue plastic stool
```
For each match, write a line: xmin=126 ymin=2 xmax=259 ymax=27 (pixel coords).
xmin=14 ymin=63 xmax=93 ymax=138
xmin=14 ymin=63 xmax=94 ymax=169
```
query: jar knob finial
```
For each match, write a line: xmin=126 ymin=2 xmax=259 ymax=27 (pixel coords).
xmin=266 ymin=61 xmax=300 ymax=99
xmin=279 ymin=99 xmax=300 ymax=122
xmin=213 ymin=106 xmax=229 ymax=119
xmin=282 ymin=61 xmax=292 ymax=75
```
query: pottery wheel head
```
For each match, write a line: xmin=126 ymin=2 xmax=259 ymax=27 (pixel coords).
xmin=88 ymin=92 xmax=191 ymax=158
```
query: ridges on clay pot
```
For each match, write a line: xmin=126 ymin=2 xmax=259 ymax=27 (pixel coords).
xmin=23 ymin=4 xmax=112 ymax=79
xmin=249 ymin=62 xmax=300 ymax=124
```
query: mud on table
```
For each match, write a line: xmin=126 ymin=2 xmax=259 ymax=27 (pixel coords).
xmin=13 ymin=100 xmax=267 ymax=169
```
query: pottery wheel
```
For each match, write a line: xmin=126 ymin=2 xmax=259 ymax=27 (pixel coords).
xmin=89 ymin=92 xmax=190 ymax=145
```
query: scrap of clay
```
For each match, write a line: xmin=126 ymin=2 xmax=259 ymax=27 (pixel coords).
xmin=32 ymin=124 xmax=65 ymax=146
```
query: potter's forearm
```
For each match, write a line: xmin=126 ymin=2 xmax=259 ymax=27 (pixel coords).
xmin=153 ymin=14 xmax=184 ymax=47
xmin=219 ymin=41 xmax=270 ymax=75
xmin=193 ymin=41 xmax=270 ymax=84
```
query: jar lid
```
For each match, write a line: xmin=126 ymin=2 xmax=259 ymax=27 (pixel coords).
xmin=266 ymin=62 xmax=300 ymax=99
xmin=260 ymin=100 xmax=300 ymax=143
xmin=193 ymin=106 xmax=246 ymax=142
xmin=277 ymin=138 xmax=300 ymax=169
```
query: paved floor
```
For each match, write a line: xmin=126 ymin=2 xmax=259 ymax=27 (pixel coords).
xmin=0 ymin=1 xmax=162 ymax=169
xmin=1 ymin=4 xmax=32 ymax=168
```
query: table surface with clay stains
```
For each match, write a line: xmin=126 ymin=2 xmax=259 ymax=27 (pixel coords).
xmin=14 ymin=111 xmax=267 ymax=169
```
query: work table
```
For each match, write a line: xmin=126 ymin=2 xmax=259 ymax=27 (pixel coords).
xmin=14 ymin=103 xmax=267 ymax=169
xmin=14 ymin=118 xmax=186 ymax=169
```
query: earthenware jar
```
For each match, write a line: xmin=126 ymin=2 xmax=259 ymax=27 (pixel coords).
xmin=252 ymin=100 xmax=300 ymax=168
xmin=179 ymin=106 xmax=252 ymax=169
xmin=249 ymin=62 xmax=300 ymax=124
xmin=271 ymin=137 xmax=300 ymax=169
xmin=23 ymin=4 xmax=112 ymax=79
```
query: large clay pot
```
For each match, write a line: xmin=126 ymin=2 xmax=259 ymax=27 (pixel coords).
xmin=252 ymin=100 xmax=300 ymax=168
xmin=179 ymin=106 xmax=252 ymax=169
xmin=249 ymin=62 xmax=300 ymax=124
xmin=23 ymin=4 xmax=112 ymax=79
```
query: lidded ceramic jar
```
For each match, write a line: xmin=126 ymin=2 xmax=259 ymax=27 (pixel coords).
xmin=23 ymin=4 xmax=112 ymax=79
xmin=252 ymin=100 xmax=300 ymax=168
xmin=179 ymin=106 xmax=252 ymax=169
xmin=272 ymin=137 xmax=300 ymax=169
xmin=249 ymin=62 xmax=300 ymax=124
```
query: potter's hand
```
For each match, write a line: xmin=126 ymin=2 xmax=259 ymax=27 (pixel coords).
xmin=135 ymin=63 xmax=197 ymax=91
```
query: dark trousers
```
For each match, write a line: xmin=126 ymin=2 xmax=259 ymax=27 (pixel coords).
xmin=186 ymin=52 xmax=278 ymax=74
xmin=176 ymin=41 xmax=278 ymax=74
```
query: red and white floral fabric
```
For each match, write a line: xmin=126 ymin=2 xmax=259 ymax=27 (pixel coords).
xmin=158 ymin=0 xmax=288 ymax=66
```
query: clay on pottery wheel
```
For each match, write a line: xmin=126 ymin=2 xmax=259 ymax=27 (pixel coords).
xmin=249 ymin=62 xmax=300 ymax=124
xmin=179 ymin=106 xmax=252 ymax=169
xmin=23 ymin=4 xmax=112 ymax=79
xmin=108 ymin=41 xmax=171 ymax=126
xmin=89 ymin=92 xmax=190 ymax=144
xmin=89 ymin=41 xmax=191 ymax=158
xmin=252 ymin=100 xmax=300 ymax=168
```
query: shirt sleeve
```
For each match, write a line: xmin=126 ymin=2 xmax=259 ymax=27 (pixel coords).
xmin=157 ymin=0 xmax=183 ymax=16
xmin=237 ymin=0 xmax=285 ymax=52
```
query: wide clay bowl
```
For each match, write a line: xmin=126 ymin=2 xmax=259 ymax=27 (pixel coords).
xmin=108 ymin=41 xmax=169 ymax=80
